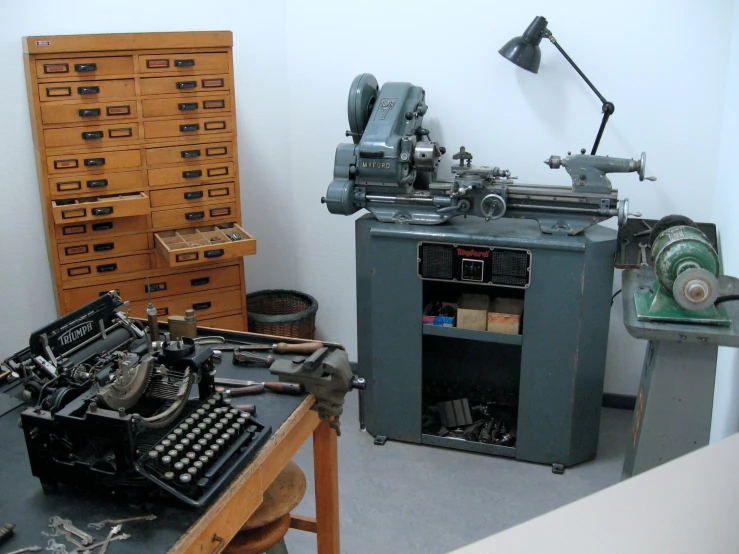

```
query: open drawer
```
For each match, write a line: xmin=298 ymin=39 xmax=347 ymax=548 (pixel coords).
xmin=155 ymin=223 xmax=256 ymax=267
xmin=51 ymin=192 xmax=149 ymax=224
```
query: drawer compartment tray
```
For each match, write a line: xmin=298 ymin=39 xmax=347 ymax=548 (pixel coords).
xmin=155 ymin=223 xmax=255 ymax=267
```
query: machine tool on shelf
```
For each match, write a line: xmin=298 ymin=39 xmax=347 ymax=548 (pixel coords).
xmin=323 ymin=73 xmax=655 ymax=235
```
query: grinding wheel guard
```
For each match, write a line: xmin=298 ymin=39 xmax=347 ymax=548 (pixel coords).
xmin=269 ymin=346 xmax=364 ymax=435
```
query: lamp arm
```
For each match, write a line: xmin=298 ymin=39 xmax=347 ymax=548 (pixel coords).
xmin=544 ymin=31 xmax=615 ymax=154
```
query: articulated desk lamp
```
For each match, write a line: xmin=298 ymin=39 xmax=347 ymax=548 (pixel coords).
xmin=499 ymin=15 xmax=614 ymax=155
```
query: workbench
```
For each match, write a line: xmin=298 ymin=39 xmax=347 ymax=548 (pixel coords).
xmin=0 ymin=329 xmax=341 ymax=554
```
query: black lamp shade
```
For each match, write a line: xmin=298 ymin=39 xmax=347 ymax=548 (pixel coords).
xmin=498 ymin=16 xmax=548 ymax=74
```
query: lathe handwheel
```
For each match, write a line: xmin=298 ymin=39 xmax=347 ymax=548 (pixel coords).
xmin=347 ymin=73 xmax=379 ymax=144
xmin=481 ymin=194 xmax=506 ymax=220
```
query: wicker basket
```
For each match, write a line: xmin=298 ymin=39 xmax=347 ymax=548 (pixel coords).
xmin=246 ymin=289 xmax=318 ymax=339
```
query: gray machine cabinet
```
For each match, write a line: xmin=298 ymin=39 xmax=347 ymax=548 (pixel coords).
xmin=356 ymin=215 xmax=617 ymax=467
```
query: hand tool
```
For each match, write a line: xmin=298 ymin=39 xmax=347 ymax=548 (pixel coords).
xmin=215 ymin=381 xmax=304 ymax=396
xmin=0 ymin=522 xmax=15 ymax=545
xmin=98 ymin=524 xmax=121 ymax=554
xmin=232 ymin=349 xmax=275 ymax=367
xmin=71 ymin=532 xmax=130 ymax=553
xmin=196 ymin=337 xmax=324 ymax=355
xmin=639 ymin=243 xmax=649 ymax=266
xmin=5 ymin=546 xmax=42 ymax=554
xmin=620 ymin=237 xmax=630 ymax=264
xmin=87 ymin=514 xmax=156 ymax=530
xmin=0 ymin=369 xmax=11 ymax=383
xmin=46 ymin=539 xmax=67 ymax=554
xmin=633 ymin=218 xmax=653 ymax=238
xmin=234 ymin=403 xmax=257 ymax=415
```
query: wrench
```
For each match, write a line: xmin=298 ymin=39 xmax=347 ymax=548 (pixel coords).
xmin=97 ymin=524 xmax=121 ymax=554
xmin=71 ymin=533 xmax=130 ymax=553
xmin=638 ymin=243 xmax=650 ymax=266
xmin=48 ymin=518 xmax=93 ymax=546
xmin=88 ymin=514 xmax=156 ymax=530
xmin=620 ymin=238 xmax=630 ymax=264
xmin=6 ymin=546 xmax=42 ymax=554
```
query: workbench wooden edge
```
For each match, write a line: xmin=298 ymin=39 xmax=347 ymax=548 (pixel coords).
xmin=169 ymin=395 xmax=319 ymax=553
xmin=23 ymin=31 xmax=233 ymax=54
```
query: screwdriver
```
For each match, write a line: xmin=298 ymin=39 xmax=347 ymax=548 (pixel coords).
xmin=222 ymin=341 xmax=323 ymax=354
xmin=215 ymin=381 xmax=304 ymax=396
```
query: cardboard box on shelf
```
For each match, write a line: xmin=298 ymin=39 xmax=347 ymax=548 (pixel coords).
xmin=456 ymin=294 xmax=490 ymax=330
xmin=487 ymin=297 xmax=524 ymax=335
xmin=422 ymin=302 xmax=457 ymax=327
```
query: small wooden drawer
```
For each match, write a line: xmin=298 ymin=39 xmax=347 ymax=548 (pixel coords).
xmin=43 ymin=123 xmax=140 ymax=149
xmin=150 ymin=183 xmax=235 ymax=209
xmin=57 ymin=231 xmax=150 ymax=263
xmin=143 ymin=117 xmax=232 ymax=140
xmin=61 ymin=263 xmax=243 ymax=310
xmin=155 ymin=224 xmax=255 ymax=266
xmin=148 ymin=161 xmax=235 ymax=187
xmin=151 ymin=203 xmax=237 ymax=230
xmin=38 ymin=79 xmax=135 ymax=102
xmin=47 ymin=148 xmax=141 ymax=174
xmin=144 ymin=141 xmax=233 ymax=166
xmin=139 ymin=74 xmax=230 ymax=96
xmin=41 ymin=101 xmax=138 ymax=125
xmin=51 ymin=192 xmax=149 ymax=224
xmin=128 ymin=287 xmax=243 ymax=321
xmin=56 ymin=215 xmax=149 ymax=242
xmin=200 ymin=312 xmax=246 ymax=331
xmin=49 ymin=170 xmax=145 ymax=198
xmin=35 ymin=56 xmax=134 ymax=79
xmin=138 ymin=53 xmax=229 ymax=74
xmin=141 ymin=93 xmax=231 ymax=118
xmin=60 ymin=253 xmax=150 ymax=282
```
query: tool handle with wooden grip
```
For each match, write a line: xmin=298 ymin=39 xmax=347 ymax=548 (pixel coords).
xmin=272 ymin=341 xmax=323 ymax=354
xmin=216 ymin=384 xmax=265 ymax=396
xmin=235 ymin=403 xmax=257 ymax=415
xmin=264 ymin=382 xmax=304 ymax=395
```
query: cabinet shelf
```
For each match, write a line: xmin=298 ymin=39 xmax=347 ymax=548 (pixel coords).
xmin=422 ymin=324 xmax=523 ymax=346
xmin=421 ymin=434 xmax=516 ymax=457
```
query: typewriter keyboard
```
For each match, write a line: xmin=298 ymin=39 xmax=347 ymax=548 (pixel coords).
xmin=136 ymin=393 xmax=271 ymax=507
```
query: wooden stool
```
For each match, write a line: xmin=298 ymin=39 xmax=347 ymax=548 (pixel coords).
xmin=224 ymin=461 xmax=307 ymax=554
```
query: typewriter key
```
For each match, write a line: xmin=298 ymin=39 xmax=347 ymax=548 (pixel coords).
xmin=232 ymin=423 xmax=242 ymax=432
xmin=168 ymin=449 xmax=178 ymax=458
xmin=203 ymin=417 xmax=213 ymax=425
xmin=216 ymin=438 xmax=225 ymax=447
xmin=221 ymin=433 xmax=231 ymax=442
xmin=188 ymin=466 xmax=198 ymax=476
xmin=204 ymin=433 xmax=214 ymax=441
xmin=193 ymin=461 xmax=203 ymax=470
xmin=205 ymin=449 xmax=214 ymax=459
xmin=186 ymin=452 xmax=197 ymax=460
xmin=164 ymin=471 xmax=174 ymax=480
xmin=148 ymin=450 xmax=159 ymax=461
xmin=209 ymin=427 xmax=219 ymax=436
xmin=198 ymin=438 xmax=208 ymax=447
xmin=246 ymin=425 xmax=258 ymax=434
xmin=196 ymin=408 xmax=206 ymax=415
xmin=193 ymin=427 xmax=202 ymax=435
xmin=192 ymin=444 xmax=202 ymax=452
xmin=185 ymin=418 xmax=194 ymax=425
xmin=181 ymin=438 xmax=191 ymax=446
xmin=224 ymin=413 xmax=235 ymax=420
xmin=161 ymin=439 xmax=172 ymax=448
xmin=155 ymin=445 xmax=166 ymax=453
xmin=174 ymin=444 xmax=184 ymax=452
xmin=237 ymin=417 xmax=248 ymax=425
xmin=199 ymin=455 xmax=209 ymax=464
xmin=186 ymin=432 xmax=196 ymax=440
xmin=179 ymin=473 xmax=192 ymax=484
xmin=191 ymin=412 xmax=201 ymax=421
xmin=161 ymin=455 xmax=172 ymax=467
xmin=227 ymin=428 xmax=237 ymax=436
xmin=179 ymin=457 xmax=190 ymax=466
xmin=173 ymin=428 xmax=184 ymax=436
xmin=215 ymin=422 xmax=224 ymax=430
xmin=211 ymin=444 xmax=220 ymax=454
xmin=207 ymin=398 xmax=217 ymax=406
xmin=174 ymin=462 xmax=184 ymax=471
xmin=197 ymin=422 xmax=207 ymax=430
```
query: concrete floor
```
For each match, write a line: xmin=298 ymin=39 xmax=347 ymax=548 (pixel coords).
xmin=285 ymin=393 xmax=633 ymax=554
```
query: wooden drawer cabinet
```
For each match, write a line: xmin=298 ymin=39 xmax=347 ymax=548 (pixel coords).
xmin=25 ymin=31 xmax=252 ymax=330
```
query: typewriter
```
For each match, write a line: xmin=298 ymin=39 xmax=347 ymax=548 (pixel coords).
xmin=3 ymin=291 xmax=271 ymax=507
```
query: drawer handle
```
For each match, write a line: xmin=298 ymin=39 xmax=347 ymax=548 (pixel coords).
xmin=92 ymin=207 xmax=113 ymax=216
xmin=183 ymin=170 xmax=203 ymax=179
xmin=186 ymin=211 xmax=205 ymax=220
xmin=93 ymin=242 xmax=114 ymax=252
xmin=184 ymin=191 xmax=204 ymax=200
xmin=82 ymin=131 xmax=104 ymax=140
xmin=180 ymin=124 xmax=200 ymax=132
xmin=79 ymin=108 xmax=101 ymax=117
xmin=193 ymin=301 xmax=212 ymax=310
xmin=174 ymin=59 xmax=195 ymax=67
xmin=204 ymin=249 xmax=224 ymax=258
xmin=77 ymin=86 xmax=100 ymax=95
xmin=86 ymin=179 xmax=108 ymax=188
xmin=181 ymin=149 xmax=201 ymax=158
xmin=178 ymin=102 xmax=199 ymax=111
xmin=92 ymin=222 xmax=113 ymax=231
xmin=177 ymin=81 xmax=197 ymax=89
xmin=84 ymin=158 xmax=105 ymax=166
xmin=191 ymin=277 xmax=210 ymax=286
xmin=97 ymin=263 xmax=117 ymax=273
xmin=75 ymin=63 xmax=97 ymax=72
xmin=145 ymin=281 xmax=167 ymax=293
xmin=210 ymin=534 xmax=226 ymax=554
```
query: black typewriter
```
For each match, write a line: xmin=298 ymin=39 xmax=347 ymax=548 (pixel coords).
xmin=3 ymin=291 xmax=271 ymax=507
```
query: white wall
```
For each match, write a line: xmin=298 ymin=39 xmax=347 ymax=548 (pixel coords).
xmin=711 ymin=0 xmax=739 ymax=440
xmin=0 ymin=0 xmax=735 ymax=399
